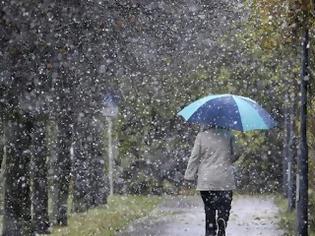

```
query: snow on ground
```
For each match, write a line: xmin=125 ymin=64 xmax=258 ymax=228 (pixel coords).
xmin=118 ymin=195 xmax=284 ymax=236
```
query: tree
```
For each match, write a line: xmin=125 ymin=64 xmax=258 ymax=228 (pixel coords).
xmin=31 ymin=121 xmax=50 ymax=233
xmin=3 ymin=119 xmax=32 ymax=236
xmin=73 ymin=115 xmax=108 ymax=211
xmin=52 ymin=113 xmax=73 ymax=225
xmin=72 ymin=115 xmax=92 ymax=212
xmin=0 ymin=122 xmax=4 ymax=169
xmin=0 ymin=1 xmax=48 ymax=234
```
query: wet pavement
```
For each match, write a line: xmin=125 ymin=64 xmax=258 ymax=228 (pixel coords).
xmin=117 ymin=195 xmax=284 ymax=236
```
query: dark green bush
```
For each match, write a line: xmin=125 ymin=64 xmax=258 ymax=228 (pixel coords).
xmin=235 ymin=130 xmax=282 ymax=193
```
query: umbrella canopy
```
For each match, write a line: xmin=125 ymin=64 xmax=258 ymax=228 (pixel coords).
xmin=177 ymin=94 xmax=277 ymax=131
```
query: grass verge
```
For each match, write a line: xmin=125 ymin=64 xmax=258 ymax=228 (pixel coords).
xmin=51 ymin=195 xmax=161 ymax=236
xmin=275 ymin=195 xmax=315 ymax=236
xmin=274 ymin=196 xmax=295 ymax=236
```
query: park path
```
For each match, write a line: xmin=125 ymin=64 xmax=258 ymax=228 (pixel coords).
xmin=117 ymin=195 xmax=284 ymax=236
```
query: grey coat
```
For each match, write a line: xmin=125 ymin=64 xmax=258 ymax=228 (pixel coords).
xmin=184 ymin=128 xmax=238 ymax=191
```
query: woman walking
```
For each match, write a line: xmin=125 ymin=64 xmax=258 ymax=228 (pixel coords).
xmin=184 ymin=126 xmax=239 ymax=236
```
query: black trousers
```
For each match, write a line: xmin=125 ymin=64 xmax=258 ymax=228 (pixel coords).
xmin=200 ymin=191 xmax=233 ymax=235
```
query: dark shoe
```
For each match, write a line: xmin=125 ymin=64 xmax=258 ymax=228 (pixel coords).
xmin=34 ymin=224 xmax=51 ymax=235
xmin=217 ymin=218 xmax=226 ymax=236
xmin=206 ymin=230 xmax=216 ymax=236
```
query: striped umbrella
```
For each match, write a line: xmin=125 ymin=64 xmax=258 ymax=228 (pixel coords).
xmin=177 ymin=94 xmax=276 ymax=131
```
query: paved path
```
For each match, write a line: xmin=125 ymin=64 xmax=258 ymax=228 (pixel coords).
xmin=117 ymin=195 xmax=284 ymax=236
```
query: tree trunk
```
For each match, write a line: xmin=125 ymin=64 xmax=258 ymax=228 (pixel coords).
xmin=32 ymin=121 xmax=50 ymax=233
xmin=297 ymin=28 xmax=309 ymax=236
xmin=2 ymin=119 xmax=33 ymax=236
xmin=90 ymin=121 xmax=108 ymax=206
xmin=72 ymin=117 xmax=108 ymax=211
xmin=0 ymin=123 xmax=4 ymax=170
xmin=282 ymin=93 xmax=289 ymax=197
xmin=287 ymin=93 xmax=297 ymax=211
xmin=48 ymin=121 xmax=58 ymax=224
xmin=52 ymin=115 xmax=72 ymax=226
xmin=72 ymin=119 xmax=91 ymax=213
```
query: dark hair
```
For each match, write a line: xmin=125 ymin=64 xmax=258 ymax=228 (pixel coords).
xmin=201 ymin=124 xmax=227 ymax=131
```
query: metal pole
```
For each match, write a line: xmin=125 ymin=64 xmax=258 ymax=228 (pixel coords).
xmin=297 ymin=28 xmax=309 ymax=236
xmin=107 ymin=117 xmax=114 ymax=196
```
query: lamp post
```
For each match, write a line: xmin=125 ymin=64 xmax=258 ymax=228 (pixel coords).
xmin=102 ymin=95 xmax=118 ymax=196
xmin=107 ymin=116 xmax=114 ymax=196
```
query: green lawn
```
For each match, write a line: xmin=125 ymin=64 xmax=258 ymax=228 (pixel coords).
xmin=51 ymin=195 xmax=161 ymax=236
